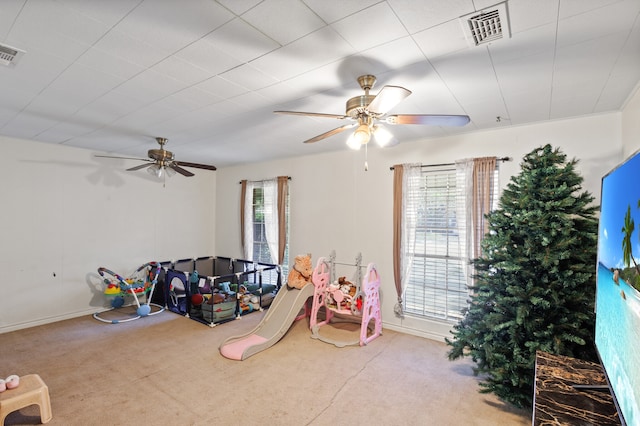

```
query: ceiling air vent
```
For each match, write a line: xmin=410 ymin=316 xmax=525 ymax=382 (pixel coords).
xmin=0 ymin=43 xmax=25 ymax=67
xmin=460 ymin=1 xmax=511 ymax=47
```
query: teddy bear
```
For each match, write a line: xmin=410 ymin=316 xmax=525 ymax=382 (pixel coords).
xmin=287 ymin=254 xmax=312 ymax=289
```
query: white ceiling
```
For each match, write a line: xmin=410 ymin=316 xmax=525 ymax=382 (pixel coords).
xmin=1 ymin=0 xmax=639 ymax=169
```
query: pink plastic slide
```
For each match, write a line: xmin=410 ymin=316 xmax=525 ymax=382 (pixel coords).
xmin=219 ymin=282 xmax=315 ymax=360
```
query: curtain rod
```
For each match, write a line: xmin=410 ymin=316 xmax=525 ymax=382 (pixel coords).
xmin=389 ymin=157 xmax=512 ymax=170
xmin=238 ymin=176 xmax=291 ymax=184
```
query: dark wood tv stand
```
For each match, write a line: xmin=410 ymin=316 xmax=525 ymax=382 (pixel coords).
xmin=533 ymin=351 xmax=620 ymax=425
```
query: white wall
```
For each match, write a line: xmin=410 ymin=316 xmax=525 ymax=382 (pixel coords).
xmin=622 ymin=84 xmax=640 ymax=157
xmin=4 ymin=95 xmax=637 ymax=337
xmin=0 ymin=136 xmax=216 ymax=333
xmin=215 ymin=112 xmax=623 ymax=341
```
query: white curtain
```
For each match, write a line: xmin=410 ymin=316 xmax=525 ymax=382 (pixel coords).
xmin=242 ymin=181 xmax=255 ymax=260
xmin=456 ymin=159 xmax=474 ymax=289
xmin=262 ymin=178 xmax=279 ymax=265
xmin=455 ymin=157 xmax=497 ymax=290
xmin=394 ymin=163 xmax=421 ymax=317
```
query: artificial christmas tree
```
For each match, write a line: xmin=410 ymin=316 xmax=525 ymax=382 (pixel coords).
xmin=446 ymin=144 xmax=599 ymax=408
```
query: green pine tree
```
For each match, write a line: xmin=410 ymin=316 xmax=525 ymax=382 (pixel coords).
xmin=445 ymin=144 xmax=599 ymax=408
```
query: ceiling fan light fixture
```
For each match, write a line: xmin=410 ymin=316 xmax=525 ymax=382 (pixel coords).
xmin=346 ymin=133 xmax=362 ymax=150
xmin=372 ymin=125 xmax=396 ymax=147
xmin=352 ymin=124 xmax=371 ymax=145
xmin=147 ymin=163 xmax=165 ymax=178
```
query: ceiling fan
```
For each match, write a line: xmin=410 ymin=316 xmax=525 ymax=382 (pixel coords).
xmin=96 ymin=137 xmax=216 ymax=178
xmin=275 ymin=74 xmax=470 ymax=149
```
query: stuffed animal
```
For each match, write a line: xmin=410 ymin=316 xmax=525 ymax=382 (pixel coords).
xmin=287 ymin=254 xmax=312 ymax=289
xmin=208 ymin=292 xmax=226 ymax=305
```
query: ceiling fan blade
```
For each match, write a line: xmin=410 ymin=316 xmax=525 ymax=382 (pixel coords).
xmin=367 ymin=85 xmax=411 ymax=115
xmin=384 ymin=114 xmax=471 ymax=126
xmin=126 ymin=163 xmax=152 ymax=171
xmin=175 ymin=161 xmax=217 ymax=171
xmin=304 ymin=123 xmax=357 ymax=144
xmin=274 ymin=110 xmax=348 ymax=120
xmin=95 ymin=154 xmax=151 ymax=162
xmin=169 ymin=163 xmax=195 ymax=177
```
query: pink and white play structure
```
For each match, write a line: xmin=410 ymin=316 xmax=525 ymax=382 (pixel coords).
xmin=309 ymin=252 xmax=382 ymax=347
xmin=219 ymin=251 xmax=381 ymax=360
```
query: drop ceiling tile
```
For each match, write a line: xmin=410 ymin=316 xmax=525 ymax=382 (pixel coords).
xmin=462 ymin=99 xmax=509 ymax=128
xmin=26 ymin=91 xmax=85 ymax=118
xmin=161 ymin=87 xmax=222 ymax=112
xmin=430 ymin=48 xmax=500 ymax=104
xmin=92 ymin=30 xmax=168 ymax=68
xmin=35 ymin=121 xmax=98 ymax=144
xmin=219 ymin=63 xmax=279 ymax=91
xmin=493 ymin=51 xmax=554 ymax=94
xmin=112 ymin=103 xmax=183 ymax=130
xmin=1 ymin=112 xmax=60 ymax=139
xmin=272 ymin=61 xmax=348 ymax=97
xmin=12 ymin=0 xmax=108 ymax=47
xmin=595 ymin=23 xmax=640 ymax=111
xmin=241 ymin=0 xmax=326 ymax=45
xmin=250 ymin=26 xmax=356 ymax=81
xmin=506 ymin=0 xmax=559 ymax=34
xmin=74 ymin=92 xmax=147 ymax=125
xmin=227 ymin=91 xmax=272 ymax=112
xmin=151 ymin=55 xmax=214 ymax=86
xmin=557 ymin=0 xmax=638 ymax=47
xmin=331 ymin=2 xmax=408 ymax=51
xmin=67 ymin=130 xmax=145 ymax=153
xmin=303 ymin=0 xmax=380 ymax=23
xmin=114 ymin=0 xmax=234 ymax=53
xmin=204 ymin=18 xmax=280 ymax=63
xmin=412 ymin=20 xmax=469 ymax=60
xmin=550 ymin=83 xmax=602 ymax=118
xmin=0 ymin=1 xmax=25 ymax=40
xmin=553 ymin=32 xmax=628 ymax=88
xmin=113 ymin=69 xmax=187 ymax=104
xmin=502 ymin=90 xmax=552 ymax=124
xmin=358 ymin=37 xmax=427 ymax=75
xmin=255 ymin=81 xmax=301 ymax=105
xmin=174 ymin=39 xmax=243 ymax=76
xmin=216 ymin=0 xmax=262 ymax=15
xmin=7 ymin=16 xmax=91 ymax=64
xmin=0 ymin=83 xmax=36 ymax=116
xmin=489 ymin=23 xmax=556 ymax=65
xmin=0 ymin=47 xmax=67 ymax=97
xmin=76 ymin=47 xmax=145 ymax=80
xmin=386 ymin=0 xmax=475 ymax=34
xmin=195 ymin=76 xmax=248 ymax=99
xmin=558 ymin=0 xmax=625 ymax=19
xmin=47 ymin=63 xmax=124 ymax=95
xmin=56 ymin=0 xmax=141 ymax=28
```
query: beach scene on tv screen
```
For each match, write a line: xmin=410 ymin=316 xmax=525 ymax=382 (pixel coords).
xmin=596 ymin=151 xmax=640 ymax=426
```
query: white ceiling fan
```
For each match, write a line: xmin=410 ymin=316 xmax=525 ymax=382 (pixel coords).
xmin=275 ymin=74 xmax=471 ymax=150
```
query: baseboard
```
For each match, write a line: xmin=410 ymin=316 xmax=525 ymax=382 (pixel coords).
xmin=0 ymin=308 xmax=99 ymax=334
xmin=382 ymin=321 xmax=451 ymax=343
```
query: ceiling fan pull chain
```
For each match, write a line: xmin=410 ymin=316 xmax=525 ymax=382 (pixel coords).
xmin=364 ymin=143 xmax=369 ymax=171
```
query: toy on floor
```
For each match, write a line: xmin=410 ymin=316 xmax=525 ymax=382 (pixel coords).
xmin=93 ymin=261 xmax=165 ymax=324
xmin=310 ymin=252 xmax=382 ymax=347
xmin=287 ymin=254 xmax=312 ymax=289
xmin=0 ymin=375 xmax=20 ymax=392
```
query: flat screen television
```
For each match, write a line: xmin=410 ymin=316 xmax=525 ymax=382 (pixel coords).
xmin=596 ymin=148 xmax=640 ymax=426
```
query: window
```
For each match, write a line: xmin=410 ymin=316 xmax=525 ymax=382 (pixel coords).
xmin=250 ymin=185 xmax=289 ymax=270
xmin=251 ymin=186 xmax=270 ymax=263
xmin=403 ymin=164 xmax=498 ymax=322
xmin=242 ymin=178 xmax=290 ymax=285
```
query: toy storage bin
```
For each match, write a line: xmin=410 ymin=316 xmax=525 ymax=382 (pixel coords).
xmin=201 ymin=300 xmax=236 ymax=323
